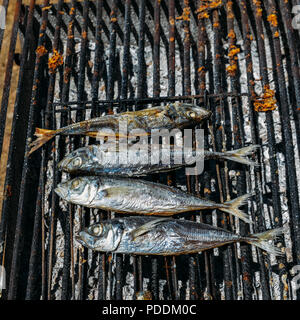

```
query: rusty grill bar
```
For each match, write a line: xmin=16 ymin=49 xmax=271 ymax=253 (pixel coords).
xmin=0 ymin=0 xmax=300 ymax=300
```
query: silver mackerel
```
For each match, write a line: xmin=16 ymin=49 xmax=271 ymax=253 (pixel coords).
xmin=55 ymin=176 xmax=253 ymax=223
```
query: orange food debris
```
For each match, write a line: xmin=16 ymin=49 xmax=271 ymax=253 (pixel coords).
xmin=198 ymin=66 xmax=205 ymax=74
xmin=196 ymin=0 xmax=222 ymax=20
xmin=256 ymin=8 xmax=262 ymax=16
xmin=42 ymin=5 xmax=52 ymax=11
xmin=59 ymin=11 xmax=64 ymax=15
xmin=69 ymin=7 xmax=75 ymax=15
xmin=48 ymin=49 xmax=64 ymax=74
xmin=204 ymin=187 xmax=211 ymax=194
xmin=198 ymin=11 xmax=209 ymax=19
xmin=170 ymin=37 xmax=175 ymax=42
xmin=176 ymin=6 xmax=191 ymax=21
xmin=213 ymin=22 xmax=220 ymax=28
xmin=226 ymin=63 xmax=237 ymax=76
xmin=253 ymin=84 xmax=277 ymax=112
xmin=243 ymin=272 xmax=251 ymax=282
xmin=267 ymin=13 xmax=278 ymax=27
xmin=228 ymin=29 xmax=236 ymax=39
xmin=111 ymin=17 xmax=117 ymax=23
xmin=35 ymin=45 xmax=48 ymax=57
xmin=228 ymin=45 xmax=240 ymax=58
xmin=82 ymin=31 xmax=87 ymax=39
xmin=274 ymin=31 xmax=279 ymax=38
xmin=209 ymin=0 xmax=222 ymax=9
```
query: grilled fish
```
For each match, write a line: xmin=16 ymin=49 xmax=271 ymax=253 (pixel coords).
xmin=75 ymin=216 xmax=284 ymax=256
xmin=58 ymin=144 xmax=259 ymax=176
xmin=55 ymin=176 xmax=253 ymax=223
xmin=28 ymin=103 xmax=211 ymax=155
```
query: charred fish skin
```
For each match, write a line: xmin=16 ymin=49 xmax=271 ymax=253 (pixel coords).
xmin=55 ymin=176 xmax=252 ymax=223
xmin=28 ymin=103 xmax=211 ymax=155
xmin=76 ymin=217 xmax=284 ymax=256
xmin=57 ymin=144 xmax=260 ymax=176
xmin=57 ymin=102 xmax=212 ymax=134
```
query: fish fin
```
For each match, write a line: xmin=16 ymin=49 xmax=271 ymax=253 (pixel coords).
xmin=247 ymin=227 xmax=285 ymax=256
xmin=220 ymin=193 xmax=253 ymax=224
xmin=85 ymin=131 xmax=100 ymax=138
xmin=85 ymin=131 xmax=127 ymax=139
xmin=27 ymin=128 xmax=57 ymax=156
xmin=222 ymin=145 xmax=260 ymax=166
xmin=130 ymin=218 xmax=171 ymax=240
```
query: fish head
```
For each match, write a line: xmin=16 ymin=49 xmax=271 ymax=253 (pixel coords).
xmin=173 ymin=102 xmax=212 ymax=123
xmin=57 ymin=146 xmax=96 ymax=173
xmin=76 ymin=221 xmax=123 ymax=251
xmin=55 ymin=176 xmax=98 ymax=206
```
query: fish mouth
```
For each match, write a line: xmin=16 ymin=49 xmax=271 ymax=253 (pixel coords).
xmin=75 ymin=233 xmax=85 ymax=245
xmin=192 ymin=106 xmax=212 ymax=121
xmin=54 ymin=185 xmax=69 ymax=200
xmin=57 ymin=158 xmax=70 ymax=171
xmin=75 ymin=231 xmax=95 ymax=249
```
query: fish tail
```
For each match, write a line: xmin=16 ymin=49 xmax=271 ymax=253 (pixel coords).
xmin=220 ymin=193 xmax=253 ymax=224
xmin=246 ymin=227 xmax=285 ymax=256
xmin=27 ymin=128 xmax=57 ymax=155
xmin=221 ymin=145 xmax=260 ymax=166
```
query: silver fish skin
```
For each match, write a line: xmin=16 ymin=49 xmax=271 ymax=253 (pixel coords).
xmin=28 ymin=103 xmax=211 ymax=155
xmin=55 ymin=176 xmax=252 ymax=223
xmin=75 ymin=216 xmax=284 ymax=256
xmin=57 ymin=144 xmax=260 ymax=176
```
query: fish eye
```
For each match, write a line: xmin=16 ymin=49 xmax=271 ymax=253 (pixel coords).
xmin=71 ymin=178 xmax=81 ymax=190
xmin=91 ymin=224 xmax=102 ymax=236
xmin=72 ymin=157 xmax=82 ymax=168
xmin=189 ymin=111 xmax=196 ymax=118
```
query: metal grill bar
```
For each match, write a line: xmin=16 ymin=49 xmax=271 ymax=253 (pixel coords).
xmin=238 ymin=0 xmax=259 ymax=300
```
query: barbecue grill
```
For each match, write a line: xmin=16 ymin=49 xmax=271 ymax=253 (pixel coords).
xmin=0 ymin=0 xmax=299 ymax=300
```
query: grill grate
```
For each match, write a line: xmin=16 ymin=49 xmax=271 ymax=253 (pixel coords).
xmin=0 ymin=0 xmax=300 ymax=300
